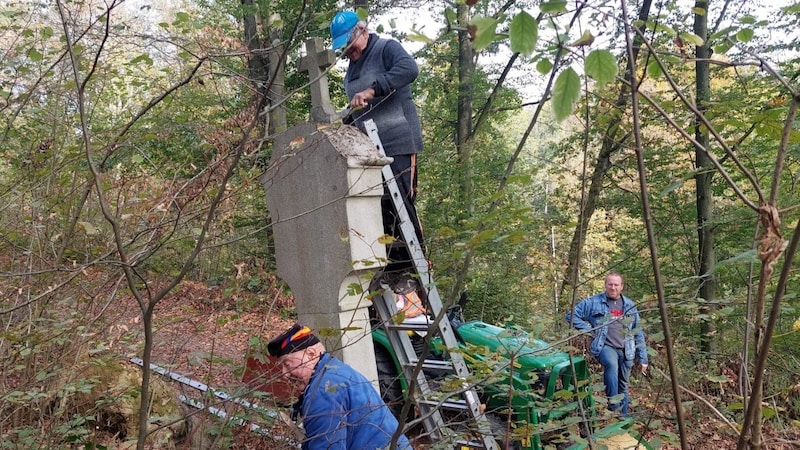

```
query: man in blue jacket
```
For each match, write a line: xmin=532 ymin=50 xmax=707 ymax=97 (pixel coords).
xmin=565 ymin=272 xmax=648 ymax=416
xmin=330 ymin=10 xmax=424 ymax=270
xmin=268 ymin=323 xmax=412 ymax=449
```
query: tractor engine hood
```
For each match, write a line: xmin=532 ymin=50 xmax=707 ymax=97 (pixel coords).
xmin=456 ymin=321 xmax=572 ymax=370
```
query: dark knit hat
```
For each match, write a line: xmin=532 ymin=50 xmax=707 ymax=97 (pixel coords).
xmin=267 ymin=324 xmax=321 ymax=357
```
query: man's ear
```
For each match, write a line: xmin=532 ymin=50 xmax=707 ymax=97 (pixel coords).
xmin=304 ymin=345 xmax=321 ymax=360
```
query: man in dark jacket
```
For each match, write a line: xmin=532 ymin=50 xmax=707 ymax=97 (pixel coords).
xmin=331 ymin=11 xmax=424 ymax=270
xmin=565 ymin=272 xmax=648 ymax=416
xmin=268 ymin=323 xmax=412 ymax=449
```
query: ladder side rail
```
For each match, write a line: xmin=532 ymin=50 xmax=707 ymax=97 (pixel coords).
xmin=375 ymin=159 xmax=433 ymax=287
xmin=363 ymin=120 xmax=497 ymax=450
xmin=373 ymin=290 xmax=437 ymax=397
xmin=373 ymin=289 xmax=445 ymax=438
xmin=362 ymin=120 xmax=429 ymax=277
xmin=376 ymin=290 xmax=495 ymax=449
xmin=363 ymin=120 xmax=458 ymax=360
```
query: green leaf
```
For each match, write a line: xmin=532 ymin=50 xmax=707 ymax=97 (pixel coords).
xmin=679 ymin=32 xmax=704 ymax=46
xmin=647 ymin=59 xmax=663 ymax=79
xmin=649 ymin=331 xmax=665 ymax=342
xmin=659 ymin=179 xmax=686 ymax=196
xmin=692 ymin=7 xmax=706 ymax=16
xmin=26 ymin=48 xmax=43 ymax=62
xmin=736 ymin=28 xmax=754 ymax=42
xmin=536 ymin=58 xmax=553 ymax=74
xmin=471 ymin=16 xmax=499 ymax=51
xmin=706 ymin=374 xmax=730 ymax=383
xmin=714 ymin=40 xmax=734 ymax=55
xmin=715 ymin=249 xmax=759 ymax=267
xmin=468 ymin=229 xmax=498 ymax=246
xmin=41 ymin=26 xmax=53 ymax=39
xmin=129 ymin=54 xmax=153 ymax=66
xmin=506 ymin=174 xmax=532 ymax=184
xmin=378 ymin=234 xmax=396 ymax=245
xmin=540 ymin=0 xmax=567 ymax=14
xmin=738 ymin=15 xmax=757 ymax=25
xmin=78 ymin=221 xmax=98 ymax=236
xmin=445 ymin=8 xmax=457 ymax=26
xmin=346 ymin=282 xmax=363 ymax=296
xmin=509 ymin=11 xmax=537 ymax=56
xmin=584 ymin=49 xmax=617 ymax=88
xmin=639 ymin=19 xmax=676 ymax=37
xmin=570 ymin=30 xmax=595 ymax=47
xmin=407 ymin=29 xmax=433 ymax=44
xmin=709 ymin=26 xmax=736 ymax=40
xmin=174 ymin=11 xmax=190 ymax=24
xmin=716 ymin=306 xmax=735 ymax=317
xmin=552 ymin=67 xmax=581 ymax=121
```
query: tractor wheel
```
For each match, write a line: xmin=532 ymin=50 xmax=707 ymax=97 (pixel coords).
xmin=486 ymin=413 xmax=523 ymax=450
xmin=374 ymin=345 xmax=406 ymax=420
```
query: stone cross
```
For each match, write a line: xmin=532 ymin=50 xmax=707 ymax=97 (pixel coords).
xmin=298 ymin=37 xmax=339 ymax=123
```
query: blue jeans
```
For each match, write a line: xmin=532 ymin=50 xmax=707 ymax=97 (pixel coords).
xmin=597 ymin=345 xmax=634 ymax=415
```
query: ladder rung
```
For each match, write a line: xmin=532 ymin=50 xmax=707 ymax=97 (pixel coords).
xmin=386 ymin=241 xmax=412 ymax=250
xmin=457 ymin=439 xmax=496 ymax=449
xmin=384 ymin=321 xmax=434 ymax=333
xmin=406 ymin=359 xmax=454 ymax=373
xmin=418 ymin=398 xmax=470 ymax=412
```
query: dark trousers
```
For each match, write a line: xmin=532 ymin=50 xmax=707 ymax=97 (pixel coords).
xmin=382 ymin=153 xmax=424 ymax=270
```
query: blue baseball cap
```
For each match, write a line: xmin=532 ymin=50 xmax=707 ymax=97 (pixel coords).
xmin=331 ymin=11 xmax=359 ymax=50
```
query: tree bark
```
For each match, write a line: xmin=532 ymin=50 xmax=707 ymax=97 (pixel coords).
xmin=694 ymin=0 xmax=717 ymax=356
xmin=560 ymin=0 xmax=653 ymax=297
xmin=242 ymin=0 xmax=270 ymax=103
xmin=456 ymin=2 xmax=475 ymax=219
xmin=267 ymin=23 xmax=287 ymax=135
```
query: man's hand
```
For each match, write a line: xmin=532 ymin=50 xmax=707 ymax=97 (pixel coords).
xmin=349 ymin=88 xmax=375 ymax=108
xmin=641 ymin=363 xmax=649 ymax=377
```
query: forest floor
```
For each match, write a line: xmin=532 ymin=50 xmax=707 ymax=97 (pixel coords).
xmin=106 ymin=279 xmax=799 ymax=450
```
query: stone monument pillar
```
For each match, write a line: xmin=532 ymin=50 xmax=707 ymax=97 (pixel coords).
xmin=259 ymin=38 xmax=389 ymax=384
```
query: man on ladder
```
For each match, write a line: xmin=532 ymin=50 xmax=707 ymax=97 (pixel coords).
xmin=331 ymin=11 xmax=498 ymax=450
xmin=331 ymin=10 xmax=425 ymax=271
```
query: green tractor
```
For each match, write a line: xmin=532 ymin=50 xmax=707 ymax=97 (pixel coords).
xmin=370 ymin=296 xmax=597 ymax=450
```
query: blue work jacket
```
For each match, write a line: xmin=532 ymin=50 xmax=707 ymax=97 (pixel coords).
xmin=298 ymin=353 xmax=412 ymax=450
xmin=565 ymin=293 xmax=649 ymax=365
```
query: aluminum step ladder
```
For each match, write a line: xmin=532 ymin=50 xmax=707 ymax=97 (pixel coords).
xmin=363 ymin=119 xmax=498 ymax=450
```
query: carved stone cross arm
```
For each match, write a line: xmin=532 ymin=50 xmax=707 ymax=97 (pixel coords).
xmin=298 ymin=37 xmax=339 ymax=123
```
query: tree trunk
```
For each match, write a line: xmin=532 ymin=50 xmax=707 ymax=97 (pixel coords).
xmin=456 ymin=2 xmax=475 ymax=219
xmin=267 ymin=24 xmax=287 ymax=135
xmin=560 ymin=0 xmax=653 ymax=298
xmin=694 ymin=0 xmax=717 ymax=356
xmin=241 ymin=0 xmax=269 ymax=103
xmin=241 ymin=0 xmax=284 ymax=269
